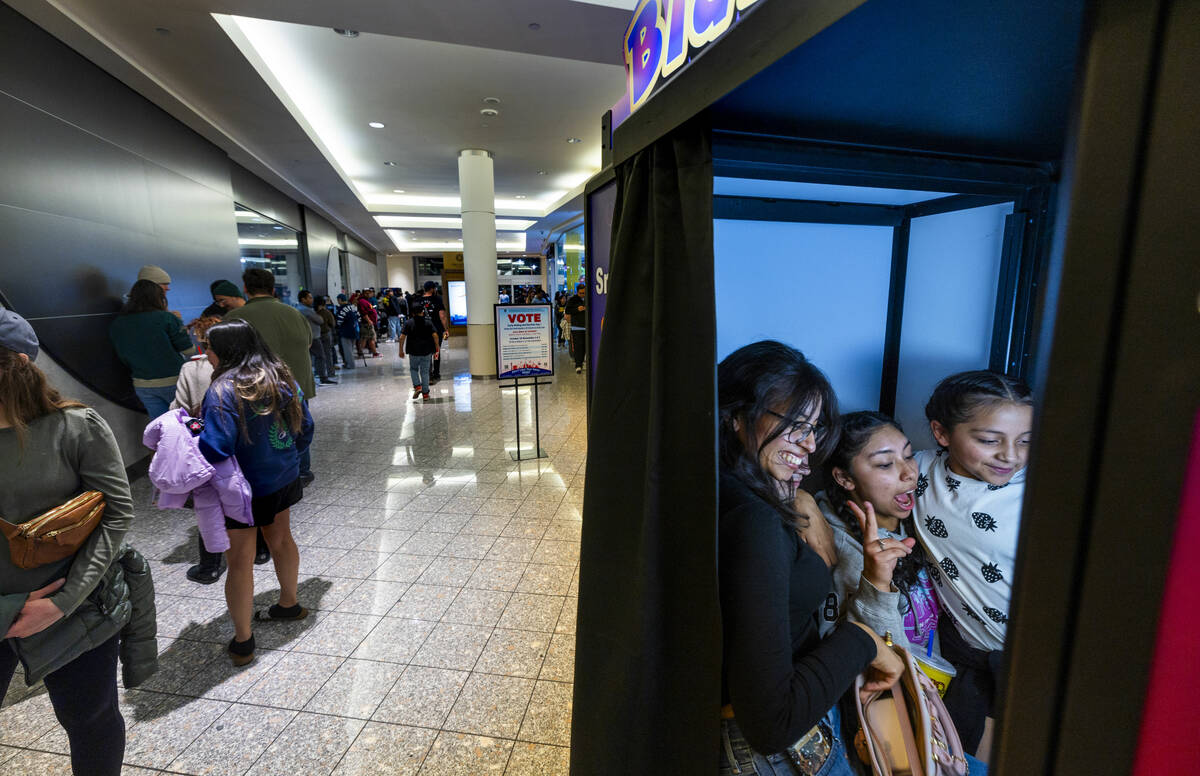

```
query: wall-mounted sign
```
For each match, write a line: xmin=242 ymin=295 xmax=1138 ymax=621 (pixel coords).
xmin=495 ymin=304 xmax=554 ymax=379
xmin=622 ymin=0 xmax=761 ymax=116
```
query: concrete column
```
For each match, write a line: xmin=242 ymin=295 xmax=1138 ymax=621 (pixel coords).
xmin=458 ymin=149 xmax=498 ymax=377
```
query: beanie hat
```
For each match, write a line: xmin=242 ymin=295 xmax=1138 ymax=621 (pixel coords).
xmin=138 ymin=265 xmax=172 ymax=285
xmin=0 ymin=309 xmax=39 ymax=360
xmin=210 ymin=279 xmax=242 ymax=298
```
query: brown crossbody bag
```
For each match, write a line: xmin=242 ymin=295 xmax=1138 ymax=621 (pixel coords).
xmin=0 ymin=491 xmax=105 ymax=569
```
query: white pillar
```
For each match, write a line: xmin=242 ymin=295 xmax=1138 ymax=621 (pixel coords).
xmin=458 ymin=149 xmax=498 ymax=377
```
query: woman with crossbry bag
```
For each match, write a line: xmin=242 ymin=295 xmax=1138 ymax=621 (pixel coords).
xmin=0 ymin=309 xmax=139 ymax=776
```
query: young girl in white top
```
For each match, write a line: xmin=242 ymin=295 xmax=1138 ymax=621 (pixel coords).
xmin=912 ymin=370 xmax=1033 ymax=758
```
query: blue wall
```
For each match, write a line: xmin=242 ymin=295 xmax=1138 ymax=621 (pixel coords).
xmin=714 ymin=219 xmax=894 ymax=413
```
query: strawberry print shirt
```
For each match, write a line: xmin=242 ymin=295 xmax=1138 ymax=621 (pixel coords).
xmin=912 ymin=449 xmax=1026 ymax=651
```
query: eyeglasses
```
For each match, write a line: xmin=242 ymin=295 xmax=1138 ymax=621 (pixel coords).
xmin=767 ymin=410 xmax=823 ymax=442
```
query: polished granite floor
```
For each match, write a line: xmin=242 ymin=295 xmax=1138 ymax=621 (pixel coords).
xmin=1 ymin=339 xmax=586 ymax=776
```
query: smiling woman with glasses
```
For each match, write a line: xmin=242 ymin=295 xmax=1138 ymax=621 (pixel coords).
xmin=715 ymin=340 xmax=909 ymax=776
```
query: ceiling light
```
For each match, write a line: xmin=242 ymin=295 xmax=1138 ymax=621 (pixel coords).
xmin=368 ymin=121 xmax=385 ymax=129
xmin=384 ymin=161 xmax=397 ymax=166
xmin=273 ymin=226 xmax=283 ymax=230
xmin=392 ymin=189 xmax=406 ymax=193
xmin=528 ymin=22 xmax=541 ymax=31
xmin=480 ymin=108 xmax=499 ymax=117
xmin=483 ymin=97 xmax=501 ymax=105
xmin=375 ymin=215 xmax=537 ymax=230
xmin=154 ymin=27 xmax=171 ymax=35
xmin=333 ymin=28 xmax=359 ymax=37
xmin=536 ymin=170 xmax=547 ymax=176
xmin=514 ymin=195 xmax=526 ymax=199
xmin=566 ymin=137 xmax=582 ymax=144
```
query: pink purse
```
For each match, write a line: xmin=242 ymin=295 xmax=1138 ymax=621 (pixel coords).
xmin=853 ymin=638 xmax=968 ymax=776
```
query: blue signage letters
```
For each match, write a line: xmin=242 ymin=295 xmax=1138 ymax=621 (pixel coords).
xmin=624 ymin=0 xmax=761 ymax=112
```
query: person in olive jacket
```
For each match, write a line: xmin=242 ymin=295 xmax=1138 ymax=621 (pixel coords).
xmin=0 ymin=309 xmax=157 ymax=776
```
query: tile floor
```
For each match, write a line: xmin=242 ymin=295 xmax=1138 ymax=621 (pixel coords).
xmin=0 ymin=340 xmax=585 ymax=776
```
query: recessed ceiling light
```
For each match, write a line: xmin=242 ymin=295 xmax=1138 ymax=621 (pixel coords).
xmin=514 ymin=195 xmax=526 ymax=199
xmin=566 ymin=137 xmax=582 ymax=144
xmin=384 ymin=161 xmax=397 ymax=166
xmin=333 ymin=28 xmax=359 ymax=37
xmin=273 ymin=225 xmax=283 ymax=230
xmin=368 ymin=121 xmax=385 ymax=129
xmin=392 ymin=189 xmax=406 ymax=194
xmin=480 ymin=108 xmax=499 ymax=117
xmin=483 ymin=97 xmax=501 ymax=105
xmin=528 ymin=22 xmax=541 ymax=31
xmin=536 ymin=170 xmax=547 ymax=175
xmin=154 ymin=27 xmax=171 ymax=36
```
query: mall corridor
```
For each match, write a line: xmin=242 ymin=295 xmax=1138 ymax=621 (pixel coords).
xmin=0 ymin=342 xmax=584 ymax=776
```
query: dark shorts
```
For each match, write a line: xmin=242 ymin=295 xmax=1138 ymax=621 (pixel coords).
xmin=226 ymin=478 xmax=303 ymax=530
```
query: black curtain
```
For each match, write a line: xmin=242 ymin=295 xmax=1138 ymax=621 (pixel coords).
xmin=571 ymin=118 xmax=721 ymax=774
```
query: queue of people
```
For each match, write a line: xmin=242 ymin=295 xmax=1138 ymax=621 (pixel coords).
xmin=716 ymin=340 xmax=1031 ymax=774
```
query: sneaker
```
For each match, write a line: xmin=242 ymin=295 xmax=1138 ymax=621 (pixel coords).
xmin=575 ymin=367 xmax=582 ymax=374
xmin=228 ymin=634 xmax=256 ymax=667
xmin=412 ymin=388 xmax=421 ymax=398
xmin=320 ymin=378 xmax=338 ymax=385
xmin=254 ymin=548 xmax=271 ymax=565
xmin=422 ymin=393 xmax=431 ymax=401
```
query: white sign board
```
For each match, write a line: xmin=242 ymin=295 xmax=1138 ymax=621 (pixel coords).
xmin=495 ymin=304 xmax=554 ymax=379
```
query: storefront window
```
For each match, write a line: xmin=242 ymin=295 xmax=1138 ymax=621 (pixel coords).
xmin=236 ymin=205 xmax=303 ymax=305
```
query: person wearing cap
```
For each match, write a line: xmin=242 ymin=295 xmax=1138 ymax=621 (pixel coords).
xmin=334 ymin=293 xmax=361 ymax=369
xmin=210 ymin=279 xmax=246 ymax=311
xmin=0 ymin=308 xmax=152 ymax=776
xmin=109 ymin=279 xmax=197 ymax=418
xmin=564 ymin=281 xmax=588 ymax=374
xmin=138 ymin=265 xmax=183 ymax=319
xmin=222 ymin=268 xmax=316 ymax=485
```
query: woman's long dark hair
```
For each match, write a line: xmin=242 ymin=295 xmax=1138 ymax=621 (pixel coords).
xmin=718 ymin=340 xmax=840 ymax=529
xmin=0 ymin=346 xmax=85 ymax=447
xmin=205 ymin=320 xmax=303 ymax=439
xmin=121 ymin=279 xmax=167 ymax=314
xmin=824 ymin=411 xmax=930 ymax=630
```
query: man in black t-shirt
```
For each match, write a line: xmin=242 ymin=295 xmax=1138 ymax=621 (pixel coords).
xmin=564 ymin=282 xmax=587 ymax=374
xmin=417 ymin=281 xmax=450 ymax=380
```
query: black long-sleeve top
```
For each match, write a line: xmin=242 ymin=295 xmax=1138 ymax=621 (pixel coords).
xmin=719 ymin=471 xmax=876 ymax=754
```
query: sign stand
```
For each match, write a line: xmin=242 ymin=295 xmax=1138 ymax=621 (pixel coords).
xmin=494 ymin=303 xmax=555 ymax=461
xmin=509 ymin=377 xmax=549 ymax=461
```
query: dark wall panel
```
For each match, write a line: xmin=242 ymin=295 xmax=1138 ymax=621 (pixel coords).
xmin=230 ymin=162 xmax=302 ymax=231
xmin=303 ymin=206 xmax=338 ymax=298
xmin=0 ymin=3 xmax=241 ymax=411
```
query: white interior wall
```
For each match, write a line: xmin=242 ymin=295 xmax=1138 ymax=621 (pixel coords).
xmin=894 ymin=202 xmax=1014 ymax=450
xmin=714 ymin=219 xmax=895 ymax=413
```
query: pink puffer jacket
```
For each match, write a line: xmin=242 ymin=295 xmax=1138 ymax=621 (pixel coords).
xmin=143 ymin=408 xmax=253 ymax=553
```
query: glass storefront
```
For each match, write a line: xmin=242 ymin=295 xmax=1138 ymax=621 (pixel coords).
xmin=235 ymin=205 xmax=304 ymax=304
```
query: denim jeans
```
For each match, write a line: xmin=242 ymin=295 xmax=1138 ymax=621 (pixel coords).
xmin=0 ymin=635 xmax=124 ymax=776
xmin=339 ymin=337 xmax=358 ymax=369
xmin=309 ymin=338 xmax=330 ymax=379
xmin=719 ymin=706 xmax=855 ymax=776
xmin=719 ymin=704 xmax=990 ymax=776
xmin=388 ymin=315 xmax=403 ymax=340
xmin=409 ymin=354 xmax=432 ymax=395
xmin=134 ymin=383 xmax=177 ymax=419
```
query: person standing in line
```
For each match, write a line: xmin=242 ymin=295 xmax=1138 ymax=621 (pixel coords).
xmin=383 ymin=289 xmax=407 ymax=342
xmin=334 ymin=294 xmax=360 ymax=369
xmin=356 ymin=292 xmax=381 ymax=357
xmin=198 ymin=320 xmax=313 ymax=667
xmin=564 ymin=281 xmax=587 ymax=374
xmin=210 ymin=279 xmax=246 ymax=312
xmin=417 ymin=281 xmax=449 ymax=381
xmin=109 ymin=279 xmax=196 ymax=418
xmin=297 ymin=291 xmax=335 ymax=386
xmin=397 ymin=303 xmax=439 ymax=401
xmin=222 ymin=269 xmax=316 ymax=486
xmin=1 ymin=309 xmax=153 ymax=776
xmin=137 ymin=265 xmax=182 ymax=320
xmin=315 ymin=296 xmax=338 ymax=373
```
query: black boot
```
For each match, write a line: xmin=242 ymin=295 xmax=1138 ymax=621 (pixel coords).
xmin=255 ymin=528 xmax=271 ymax=565
xmin=187 ymin=534 xmax=226 ymax=584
